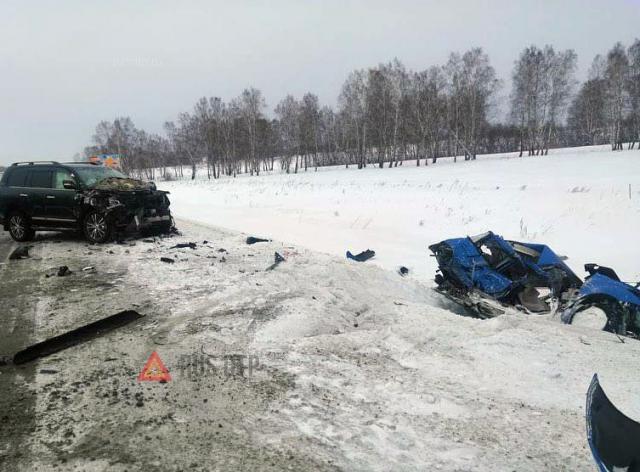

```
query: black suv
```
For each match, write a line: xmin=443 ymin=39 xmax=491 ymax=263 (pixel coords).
xmin=0 ymin=161 xmax=172 ymax=243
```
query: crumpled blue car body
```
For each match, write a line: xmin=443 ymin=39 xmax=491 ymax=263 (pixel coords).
xmin=430 ymin=232 xmax=581 ymax=307
xmin=433 ymin=236 xmax=514 ymax=298
xmin=430 ymin=232 xmax=640 ymax=336
xmin=562 ymin=266 xmax=640 ymax=336
xmin=580 ymin=273 xmax=640 ymax=306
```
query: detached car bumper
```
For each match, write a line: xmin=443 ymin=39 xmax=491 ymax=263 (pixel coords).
xmin=111 ymin=207 xmax=171 ymax=229
xmin=133 ymin=214 xmax=172 ymax=228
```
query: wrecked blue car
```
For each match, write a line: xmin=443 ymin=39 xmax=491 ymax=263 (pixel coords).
xmin=562 ymin=264 xmax=640 ymax=337
xmin=429 ymin=231 xmax=582 ymax=317
xmin=429 ymin=232 xmax=640 ymax=338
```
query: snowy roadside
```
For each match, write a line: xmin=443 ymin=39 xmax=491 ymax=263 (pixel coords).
xmin=0 ymin=219 xmax=639 ymax=471
xmin=163 ymin=146 xmax=640 ymax=283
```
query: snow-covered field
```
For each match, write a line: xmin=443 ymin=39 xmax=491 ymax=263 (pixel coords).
xmin=163 ymin=145 xmax=640 ymax=282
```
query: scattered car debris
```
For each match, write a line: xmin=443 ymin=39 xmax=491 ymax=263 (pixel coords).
xmin=168 ymin=225 xmax=181 ymax=236
xmin=160 ymin=257 xmax=175 ymax=264
xmin=58 ymin=266 xmax=71 ymax=276
xmin=266 ymin=252 xmax=286 ymax=271
xmin=39 ymin=369 xmax=59 ymax=375
xmin=399 ymin=266 xmax=409 ymax=276
xmin=430 ymin=232 xmax=582 ymax=318
xmin=586 ymin=374 xmax=640 ymax=471
xmin=13 ymin=310 xmax=144 ymax=365
xmin=170 ymin=242 xmax=197 ymax=249
xmin=82 ymin=266 xmax=95 ymax=272
xmin=346 ymin=249 xmax=375 ymax=262
xmin=246 ymin=236 xmax=270 ymax=245
xmin=562 ymin=264 xmax=640 ymax=338
xmin=9 ymin=246 xmax=31 ymax=260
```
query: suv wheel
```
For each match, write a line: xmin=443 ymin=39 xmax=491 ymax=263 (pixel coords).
xmin=83 ymin=211 xmax=113 ymax=243
xmin=8 ymin=213 xmax=35 ymax=242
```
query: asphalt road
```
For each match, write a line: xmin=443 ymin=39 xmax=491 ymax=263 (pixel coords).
xmin=0 ymin=231 xmax=17 ymax=260
xmin=0 ymin=229 xmax=148 ymax=471
xmin=0 ymin=230 xmax=38 ymax=471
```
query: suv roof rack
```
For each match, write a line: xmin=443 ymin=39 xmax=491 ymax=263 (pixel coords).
xmin=62 ymin=161 xmax=100 ymax=165
xmin=11 ymin=161 xmax=60 ymax=166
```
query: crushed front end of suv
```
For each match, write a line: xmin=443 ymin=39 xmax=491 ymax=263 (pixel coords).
xmin=0 ymin=161 xmax=173 ymax=243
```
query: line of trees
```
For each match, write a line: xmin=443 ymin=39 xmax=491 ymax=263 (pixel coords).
xmin=568 ymin=41 xmax=640 ymax=150
xmin=83 ymin=40 xmax=640 ymax=180
xmin=509 ymin=46 xmax=578 ymax=156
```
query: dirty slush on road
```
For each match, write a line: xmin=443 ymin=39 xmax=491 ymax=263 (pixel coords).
xmin=0 ymin=221 xmax=329 ymax=472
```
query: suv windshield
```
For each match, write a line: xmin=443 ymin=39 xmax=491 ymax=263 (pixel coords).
xmin=71 ymin=166 xmax=127 ymax=187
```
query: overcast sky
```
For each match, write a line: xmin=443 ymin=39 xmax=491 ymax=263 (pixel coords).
xmin=1 ymin=0 xmax=639 ymax=166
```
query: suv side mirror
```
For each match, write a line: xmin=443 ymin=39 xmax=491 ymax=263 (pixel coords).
xmin=62 ymin=180 xmax=76 ymax=190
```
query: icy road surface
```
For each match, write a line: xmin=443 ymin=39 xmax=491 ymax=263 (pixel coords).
xmin=165 ymin=145 xmax=640 ymax=282
xmin=1 ymin=220 xmax=639 ymax=471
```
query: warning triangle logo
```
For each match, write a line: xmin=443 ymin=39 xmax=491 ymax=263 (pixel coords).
xmin=138 ymin=351 xmax=171 ymax=382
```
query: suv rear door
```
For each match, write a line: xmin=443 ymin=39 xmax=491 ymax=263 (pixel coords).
xmin=26 ymin=167 xmax=54 ymax=225
xmin=1 ymin=167 xmax=32 ymax=221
